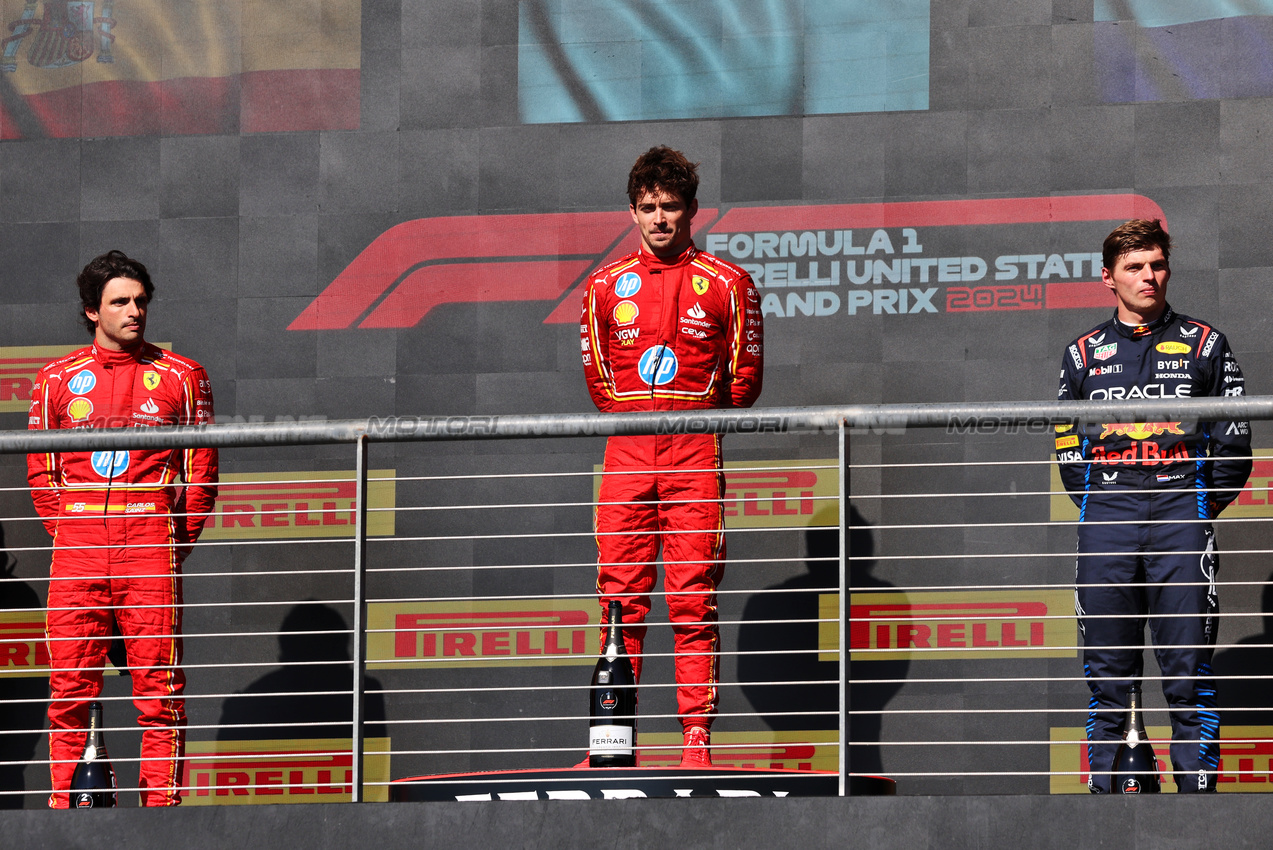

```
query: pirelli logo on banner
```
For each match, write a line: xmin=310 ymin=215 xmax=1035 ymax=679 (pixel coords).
xmin=1050 ymin=448 xmax=1273 ymax=521
xmin=592 ymin=459 xmax=839 ymax=529
xmin=368 ymin=598 xmax=598 ymax=669
xmin=1049 ymin=727 xmax=1273 ymax=793
xmin=636 ymin=730 xmax=838 ymax=772
xmin=200 ymin=471 xmax=396 ymax=540
xmin=817 ymin=590 xmax=1077 ymax=661
xmin=182 ymin=738 xmax=391 ymax=805
xmin=0 ymin=612 xmax=49 ymax=678
xmin=0 ymin=343 xmax=172 ymax=414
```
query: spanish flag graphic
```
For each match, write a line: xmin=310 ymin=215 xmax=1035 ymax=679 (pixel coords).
xmin=0 ymin=0 xmax=360 ymax=138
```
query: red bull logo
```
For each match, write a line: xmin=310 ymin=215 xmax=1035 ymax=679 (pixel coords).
xmin=1098 ymin=422 xmax=1185 ymax=440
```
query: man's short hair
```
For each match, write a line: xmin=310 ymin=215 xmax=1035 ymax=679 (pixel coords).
xmin=77 ymin=250 xmax=154 ymax=335
xmin=627 ymin=146 xmax=700 ymax=206
xmin=1102 ymin=219 xmax=1173 ymax=272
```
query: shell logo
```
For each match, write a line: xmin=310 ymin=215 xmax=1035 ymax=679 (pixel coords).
xmin=1156 ymin=341 xmax=1191 ymax=355
xmin=67 ymin=398 xmax=93 ymax=422
xmin=1098 ymin=422 xmax=1185 ymax=440
xmin=613 ymin=300 xmax=639 ymax=326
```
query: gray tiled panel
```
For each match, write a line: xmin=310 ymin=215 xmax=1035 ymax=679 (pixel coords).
xmin=0 ymin=222 xmax=82 ymax=303
xmin=239 ymin=134 xmax=321 ymax=217
xmin=1053 ymin=0 xmax=1094 ymax=24
xmin=0 ymin=140 xmax=81 ymax=223
xmin=149 ymin=299 xmax=238 ymax=383
xmin=394 ymin=372 xmax=478 ymax=416
xmin=929 ymin=16 xmax=969 ymax=111
xmin=314 ymin=375 xmax=398 ymax=418
xmin=403 ymin=0 xmax=482 ymax=48
xmin=1134 ymin=102 xmax=1222 ymax=188
xmin=399 ymin=129 xmax=481 ymax=217
xmin=555 ymin=123 xmax=715 ymax=210
xmin=360 ymin=49 xmax=403 ymax=133
xmin=80 ymin=138 xmax=160 ymax=222
xmin=475 ymin=370 xmax=587 ymax=415
xmin=232 ymin=377 xmax=319 ymax=419
xmin=477 ymin=125 xmax=565 ymax=211
xmin=400 ymin=46 xmax=482 ymax=130
xmin=721 ymin=119 xmax=803 ymax=203
xmin=78 ymin=221 xmax=161 ymax=273
xmin=315 ymin=329 xmax=398 ymax=379
xmin=1220 ymin=99 xmax=1273 ymax=185
xmin=235 ymin=297 xmax=319 ymax=379
xmin=478 ymin=44 xmax=519 ymax=129
xmin=967 ymin=109 xmax=1051 ymax=195
xmin=883 ymin=112 xmax=969 ymax=198
xmin=1219 ymin=182 xmax=1273 ymax=269
xmin=363 ymin=0 xmax=403 ymax=50
xmin=1144 ymin=186 xmax=1220 ymax=272
xmin=965 ymin=25 xmax=1053 ymax=110
xmin=238 ymin=215 xmax=320 ymax=298
xmin=160 ymin=136 xmax=241 ymax=220
xmin=1051 ymin=22 xmax=1098 ymax=106
xmin=1047 ymin=105 xmax=1136 ymax=192
xmin=968 ymin=0 xmax=1050 ymax=27
xmin=156 ymin=217 xmax=240 ymax=300
xmin=802 ymin=114 xmax=888 ymax=202
xmin=319 ymin=131 xmax=401 ymax=214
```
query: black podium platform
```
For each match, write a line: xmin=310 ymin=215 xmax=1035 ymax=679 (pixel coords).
xmin=389 ymin=766 xmax=895 ymax=801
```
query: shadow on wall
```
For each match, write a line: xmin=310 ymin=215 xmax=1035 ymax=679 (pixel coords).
xmin=0 ymin=524 xmax=47 ymax=808
xmin=1212 ymin=572 xmax=1273 ymax=727
xmin=736 ymin=507 xmax=908 ymax=776
xmin=217 ymin=602 xmax=386 ymax=741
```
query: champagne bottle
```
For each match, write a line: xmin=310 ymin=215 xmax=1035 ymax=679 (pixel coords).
xmin=69 ymin=701 xmax=118 ymax=808
xmin=1112 ymin=684 xmax=1160 ymax=794
xmin=588 ymin=601 xmax=637 ymax=768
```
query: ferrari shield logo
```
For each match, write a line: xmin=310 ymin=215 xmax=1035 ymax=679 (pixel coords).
xmin=692 ymin=276 xmax=710 ymax=296
xmin=143 ymin=371 xmax=161 ymax=391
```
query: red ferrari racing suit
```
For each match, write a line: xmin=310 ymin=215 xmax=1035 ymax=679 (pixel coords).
xmin=581 ymin=242 xmax=763 ymax=728
xmin=28 ymin=341 xmax=217 ymax=807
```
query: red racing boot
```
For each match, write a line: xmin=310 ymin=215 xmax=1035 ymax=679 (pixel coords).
xmin=679 ymin=726 xmax=712 ymax=768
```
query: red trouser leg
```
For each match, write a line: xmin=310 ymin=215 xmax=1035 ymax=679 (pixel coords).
xmin=115 ymin=555 xmax=186 ymax=807
xmin=114 ymin=515 xmax=186 ymax=808
xmin=595 ymin=442 xmax=658 ymax=683
xmin=595 ymin=434 xmax=726 ymax=728
xmin=658 ymin=440 xmax=725 ymax=728
xmin=45 ymin=567 xmax=111 ymax=809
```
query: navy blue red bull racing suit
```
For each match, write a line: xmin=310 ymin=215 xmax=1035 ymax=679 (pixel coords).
xmin=1056 ymin=306 xmax=1250 ymax=793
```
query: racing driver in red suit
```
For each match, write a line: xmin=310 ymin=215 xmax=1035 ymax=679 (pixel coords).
xmin=581 ymin=146 xmax=763 ymax=767
xmin=28 ymin=250 xmax=217 ymax=807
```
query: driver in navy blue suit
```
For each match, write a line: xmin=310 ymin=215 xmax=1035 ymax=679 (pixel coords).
xmin=1055 ymin=219 xmax=1251 ymax=793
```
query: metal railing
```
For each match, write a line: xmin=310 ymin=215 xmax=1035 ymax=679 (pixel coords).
xmin=1 ymin=396 xmax=1271 ymax=804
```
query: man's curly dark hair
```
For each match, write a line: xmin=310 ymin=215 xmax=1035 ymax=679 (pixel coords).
xmin=77 ymin=250 xmax=154 ymax=335
xmin=627 ymin=146 xmax=700 ymax=206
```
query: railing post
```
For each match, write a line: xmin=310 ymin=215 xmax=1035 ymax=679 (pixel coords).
xmin=351 ymin=435 xmax=369 ymax=802
xmin=838 ymin=418 xmax=850 ymax=796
